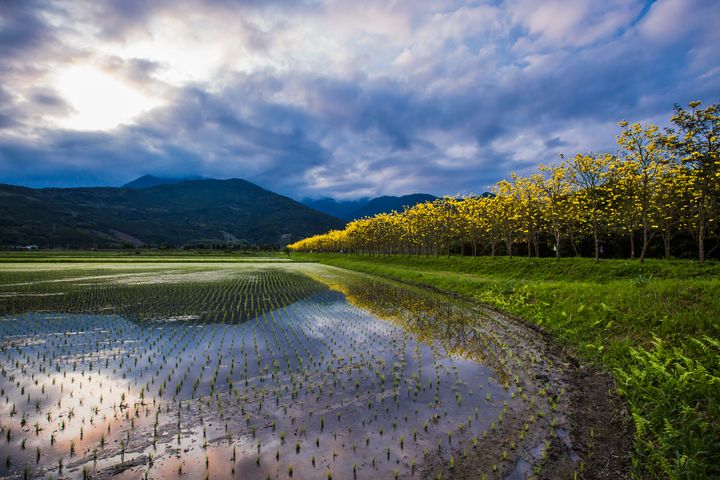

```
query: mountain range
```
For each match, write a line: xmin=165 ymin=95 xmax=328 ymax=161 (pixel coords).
xmin=0 ymin=176 xmax=437 ymax=248
xmin=121 ymin=176 xmax=436 ymax=221
xmin=0 ymin=177 xmax=343 ymax=248
xmin=302 ymin=194 xmax=437 ymax=220
xmin=122 ymin=174 xmax=207 ymax=189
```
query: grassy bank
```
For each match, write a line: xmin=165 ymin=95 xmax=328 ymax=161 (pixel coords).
xmin=0 ymin=250 xmax=292 ymax=263
xmin=292 ymin=253 xmax=720 ymax=479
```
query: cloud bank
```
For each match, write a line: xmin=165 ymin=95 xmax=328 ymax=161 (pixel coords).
xmin=0 ymin=0 xmax=718 ymax=199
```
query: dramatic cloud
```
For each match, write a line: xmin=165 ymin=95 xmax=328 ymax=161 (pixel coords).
xmin=0 ymin=0 xmax=718 ymax=199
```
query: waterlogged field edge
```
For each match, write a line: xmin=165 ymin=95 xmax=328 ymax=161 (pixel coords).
xmin=292 ymin=253 xmax=720 ymax=479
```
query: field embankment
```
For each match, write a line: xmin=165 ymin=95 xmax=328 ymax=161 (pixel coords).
xmin=292 ymin=253 xmax=720 ymax=479
xmin=0 ymin=250 xmax=292 ymax=263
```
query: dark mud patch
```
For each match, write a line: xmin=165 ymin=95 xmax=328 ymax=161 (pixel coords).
xmin=563 ymin=359 xmax=633 ymax=479
xmin=411 ymin=335 xmax=632 ymax=480
xmin=98 ymin=455 xmax=150 ymax=479
xmin=482 ymin=307 xmax=634 ymax=480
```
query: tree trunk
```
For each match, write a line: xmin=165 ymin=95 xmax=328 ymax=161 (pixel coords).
xmin=554 ymin=231 xmax=561 ymax=258
xmin=534 ymin=231 xmax=540 ymax=257
xmin=629 ymin=232 xmax=635 ymax=259
xmin=570 ymin=232 xmax=580 ymax=257
xmin=699 ymin=220 xmax=705 ymax=263
xmin=594 ymin=230 xmax=599 ymax=263
xmin=527 ymin=232 xmax=532 ymax=258
xmin=662 ymin=233 xmax=671 ymax=259
xmin=639 ymin=226 xmax=650 ymax=263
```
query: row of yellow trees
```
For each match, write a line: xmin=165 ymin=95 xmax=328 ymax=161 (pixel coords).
xmin=289 ymin=101 xmax=719 ymax=262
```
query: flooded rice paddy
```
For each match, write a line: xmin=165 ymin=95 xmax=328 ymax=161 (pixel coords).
xmin=0 ymin=263 xmax=578 ymax=479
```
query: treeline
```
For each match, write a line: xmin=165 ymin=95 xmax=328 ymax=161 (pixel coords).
xmin=289 ymin=101 xmax=719 ymax=262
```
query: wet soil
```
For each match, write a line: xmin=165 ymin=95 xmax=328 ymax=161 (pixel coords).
xmin=383 ymin=279 xmax=634 ymax=480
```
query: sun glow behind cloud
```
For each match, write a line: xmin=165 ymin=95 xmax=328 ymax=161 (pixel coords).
xmin=54 ymin=66 xmax=160 ymax=131
xmin=0 ymin=0 xmax=717 ymax=195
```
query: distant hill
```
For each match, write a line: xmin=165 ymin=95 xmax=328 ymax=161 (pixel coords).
xmin=122 ymin=175 xmax=205 ymax=189
xmin=301 ymin=198 xmax=368 ymax=220
xmin=0 ymin=179 xmax=344 ymax=248
xmin=349 ymin=194 xmax=437 ymax=219
xmin=303 ymin=193 xmax=437 ymax=220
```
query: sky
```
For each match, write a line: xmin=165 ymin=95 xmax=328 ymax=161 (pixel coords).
xmin=0 ymin=0 xmax=718 ymax=200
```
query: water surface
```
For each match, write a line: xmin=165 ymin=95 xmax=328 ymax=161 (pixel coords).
xmin=0 ymin=263 xmax=567 ymax=479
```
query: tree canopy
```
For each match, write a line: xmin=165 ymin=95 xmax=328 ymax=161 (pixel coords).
xmin=289 ymin=101 xmax=719 ymax=263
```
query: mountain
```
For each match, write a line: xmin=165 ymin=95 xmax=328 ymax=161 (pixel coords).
xmin=0 ymin=179 xmax=345 ymax=248
xmin=349 ymin=194 xmax=437 ymax=219
xmin=303 ymin=193 xmax=437 ymax=221
xmin=122 ymin=175 xmax=204 ymax=189
xmin=301 ymin=198 xmax=368 ymax=220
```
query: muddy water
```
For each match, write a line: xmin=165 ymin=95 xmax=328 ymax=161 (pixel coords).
xmin=0 ymin=264 xmax=576 ymax=479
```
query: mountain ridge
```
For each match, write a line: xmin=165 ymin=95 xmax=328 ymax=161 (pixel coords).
xmin=122 ymin=174 xmax=206 ymax=189
xmin=0 ymin=178 xmax=344 ymax=248
xmin=301 ymin=197 xmax=368 ymax=220
xmin=303 ymin=193 xmax=438 ymax=220
xmin=350 ymin=193 xmax=438 ymax=219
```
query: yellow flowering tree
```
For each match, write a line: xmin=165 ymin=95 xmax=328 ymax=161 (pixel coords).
xmin=615 ymin=121 xmax=667 ymax=261
xmin=567 ymin=153 xmax=615 ymax=262
xmin=666 ymin=101 xmax=720 ymax=263
xmin=286 ymin=100 xmax=716 ymax=263
xmin=535 ymin=163 xmax=572 ymax=257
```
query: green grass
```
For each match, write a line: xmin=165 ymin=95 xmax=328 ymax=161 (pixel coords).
xmin=292 ymin=253 xmax=720 ymax=479
xmin=0 ymin=250 xmax=293 ymax=263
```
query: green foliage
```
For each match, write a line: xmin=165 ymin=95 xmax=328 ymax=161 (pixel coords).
xmin=0 ymin=250 xmax=291 ymax=263
xmin=615 ymin=336 xmax=720 ymax=478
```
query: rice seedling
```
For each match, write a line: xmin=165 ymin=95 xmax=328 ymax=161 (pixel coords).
xmin=0 ymin=261 xmax=564 ymax=479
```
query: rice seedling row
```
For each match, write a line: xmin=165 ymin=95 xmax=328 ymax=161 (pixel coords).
xmin=1 ymin=264 xmax=578 ymax=479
